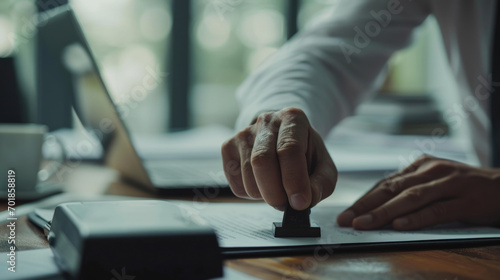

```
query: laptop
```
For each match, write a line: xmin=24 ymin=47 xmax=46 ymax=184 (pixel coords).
xmin=39 ymin=6 xmax=230 ymax=195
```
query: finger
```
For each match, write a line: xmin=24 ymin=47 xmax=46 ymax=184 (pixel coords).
xmin=221 ymin=139 xmax=245 ymax=197
xmin=392 ymin=199 xmax=466 ymax=230
xmin=251 ymin=114 xmax=287 ymax=209
xmin=400 ymin=154 xmax=436 ymax=173
xmin=307 ymin=128 xmax=337 ymax=207
xmin=337 ymin=154 xmax=440 ymax=225
xmin=309 ymin=158 xmax=337 ymax=208
xmin=236 ymin=127 xmax=261 ymax=199
xmin=276 ymin=109 xmax=311 ymax=210
xmin=360 ymin=154 xmax=435 ymax=197
xmin=352 ymin=176 xmax=458 ymax=230
xmin=337 ymin=171 xmax=435 ymax=226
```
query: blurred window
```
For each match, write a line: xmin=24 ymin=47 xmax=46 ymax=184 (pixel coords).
xmin=191 ymin=0 xmax=286 ymax=127
xmin=2 ymin=0 xmax=439 ymax=133
xmin=71 ymin=0 xmax=171 ymax=133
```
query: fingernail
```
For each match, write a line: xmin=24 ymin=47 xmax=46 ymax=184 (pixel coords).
xmin=291 ymin=194 xmax=308 ymax=210
xmin=338 ymin=210 xmax=356 ymax=225
xmin=355 ymin=214 xmax=373 ymax=227
xmin=394 ymin=217 xmax=409 ymax=228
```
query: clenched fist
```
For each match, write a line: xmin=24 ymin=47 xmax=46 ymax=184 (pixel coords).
xmin=221 ymin=107 xmax=338 ymax=210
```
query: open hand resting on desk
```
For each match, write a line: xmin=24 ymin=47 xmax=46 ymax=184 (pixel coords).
xmin=221 ymin=107 xmax=337 ymax=211
xmin=338 ymin=155 xmax=500 ymax=230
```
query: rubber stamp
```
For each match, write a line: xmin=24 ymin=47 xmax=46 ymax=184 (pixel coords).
xmin=273 ymin=202 xmax=321 ymax=238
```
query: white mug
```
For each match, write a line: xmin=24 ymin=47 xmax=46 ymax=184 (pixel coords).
xmin=0 ymin=124 xmax=62 ymax=199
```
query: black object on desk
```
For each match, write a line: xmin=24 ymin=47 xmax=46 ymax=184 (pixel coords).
xmin=273 ymin=203 xmax=321 ymax=238
xmin=48 ymin=201 xmax=223 ymax=280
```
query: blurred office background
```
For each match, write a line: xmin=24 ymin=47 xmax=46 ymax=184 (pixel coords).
xmin=0 ymin=0 xmax=462 ymax=138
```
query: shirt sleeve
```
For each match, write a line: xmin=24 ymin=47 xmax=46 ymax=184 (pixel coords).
xmin=235 ymin=0 xmax=431 ymax=137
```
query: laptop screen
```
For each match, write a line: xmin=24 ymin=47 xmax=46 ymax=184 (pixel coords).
xmin=39 ymin=6 xmax=153 ymax=187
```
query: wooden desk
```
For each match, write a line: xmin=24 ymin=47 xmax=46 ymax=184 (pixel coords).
xmin=1 ymin=163 xmax=500 ymax=279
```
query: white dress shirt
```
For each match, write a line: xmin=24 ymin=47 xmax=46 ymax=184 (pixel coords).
xmin=235 ymin=0 xmax=496 ymax=167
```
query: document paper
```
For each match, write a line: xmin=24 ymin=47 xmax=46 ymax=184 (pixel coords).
xmin=175 ymin=202 xmax=500 ymax=250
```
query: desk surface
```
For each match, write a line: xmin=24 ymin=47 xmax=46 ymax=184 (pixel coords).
xmin=1 ymin=163 xmax=500 ymax=280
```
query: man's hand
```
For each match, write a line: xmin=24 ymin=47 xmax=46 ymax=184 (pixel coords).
xmin=337 ymin=155 xmax=500 ymax=230
xmin=221 ymin=108 xmax=337 ymax=210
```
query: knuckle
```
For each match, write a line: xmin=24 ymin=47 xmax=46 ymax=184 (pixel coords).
xmin=250 ymin=150 xmax=274 ymax=167
xmin=424 ymin=159 xmax=453 ymax=174
xmin=451 ymin=167 xmax=468 ymax=177
xmin=423 ymin=161 xmax=449 ymax=175
xmin=378 ymin=181 xmax=399 ymax=196
xmin=255 ymin=112 xmax=274 ymax=125
xmin=236 ymin=127 xmax=254 ymax=144
xmin=425 ymin=161 xmax=443 ymax=171
xmin=276 ymin=140 xmax=302 ymax=158
xmin=401 ymin=188 xmax=424 ymax=203
xmin=278 ymin=124 xmax=295 ymax=139
xmin=281 ymin=107 xmax=307 ymax=122
xmin=254 ymin=129 xmax=274 ymax=146
xmin=283 ymin=107 xmax=305 ymax=116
